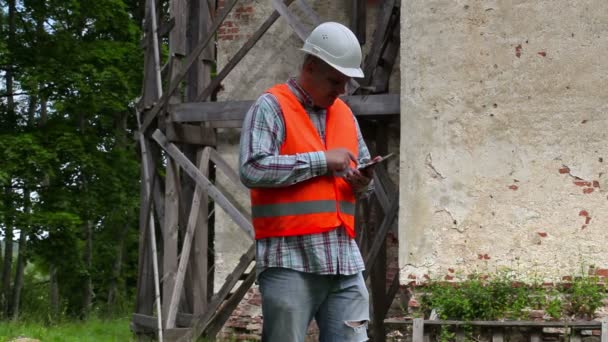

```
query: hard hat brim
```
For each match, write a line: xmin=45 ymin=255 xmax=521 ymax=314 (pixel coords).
xmin=300 ymin=48 xmax=365 ymax=78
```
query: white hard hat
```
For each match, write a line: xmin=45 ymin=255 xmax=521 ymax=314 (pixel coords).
xmin=301 ymin=22 xmax=364 ymax=78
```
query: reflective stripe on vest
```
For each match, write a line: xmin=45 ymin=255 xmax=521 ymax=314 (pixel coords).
xmin=252 ymin=200 xmax=356 ymax=218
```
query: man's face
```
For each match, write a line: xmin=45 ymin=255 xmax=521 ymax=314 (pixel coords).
xmin=307 ymin=61 xmax=350 ymax=108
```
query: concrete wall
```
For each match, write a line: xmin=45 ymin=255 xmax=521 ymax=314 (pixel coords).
xmin=213 ymin=0 xmax=401 ymax=290
xmin=399 ymin=0 xmax=608 ymax=284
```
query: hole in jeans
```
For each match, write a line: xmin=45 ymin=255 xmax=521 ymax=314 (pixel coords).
xmin=344 ymin=320 xmax=368 ymax=333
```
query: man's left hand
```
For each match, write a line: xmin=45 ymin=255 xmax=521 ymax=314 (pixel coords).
xmin=344 ymin=168 xmax=371 ymax=193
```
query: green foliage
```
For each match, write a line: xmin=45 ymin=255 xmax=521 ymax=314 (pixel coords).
xmin=0 ymin=317 xmax=135 ymax=341
xmin=563 ymin=276 xmax=605 ymax=319
xmin=419 ymin=272 xmax=606 ymax=321
xmin=0 ymin=0 xmax=143 ymax=320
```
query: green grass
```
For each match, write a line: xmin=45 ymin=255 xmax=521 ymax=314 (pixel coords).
xmin=0 ymin=317 xmax=135 ymax=342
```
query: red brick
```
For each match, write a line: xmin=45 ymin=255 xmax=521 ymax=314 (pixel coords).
xmin=478 ymin=254 xmax=484 ymax=259
xmin=595 ymin=269 xmax=608 ymax=277
xmin=583 ymin=188 xmax=595 ymax=194
xmin=581 ymin=225 xmax=587 ymax=230
xmin=559 ymin=167 xmax=570 ymax=174
xmin=448 ymin=268 xmax=455 ymax=273
xmin=223 ymin=21 xmax=233 ymax=27
xmin=585 ymin=216 xmax=592 ymax=224
xmin=408 ymin=274 xmax=416 ymax=279
xmin=593 ymin=180 xmax=600 ymax=188
xmin=444 ymin=275 xmax=454 ymax=280
xmin=537 ymin=51 xmax=547 ymax=57
xmin=483 ymin=254 xmax=491 ymax=260
xmin=508 ymin=185 xmax=519 ymax=190
xmin=562 ymin=275 xmax=573 ymax=281
xmin=574 ymin=180 xmax=592 ymax=187
xmin=579 ymin=210 xmax=589 ymax=217
xmin=537 ymin=232 xmax=548 ymax=237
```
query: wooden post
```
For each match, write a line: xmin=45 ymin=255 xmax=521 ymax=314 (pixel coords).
xmin=413 ymin=318 xmax=424 ymax=342
xmin=162 ymin=158 xmax=180 ymax=327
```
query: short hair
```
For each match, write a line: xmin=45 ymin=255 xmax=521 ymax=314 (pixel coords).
xmin=302 ymin=54 xmax=333 ymax=73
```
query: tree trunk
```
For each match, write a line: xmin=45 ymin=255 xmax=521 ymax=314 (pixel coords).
xmin=49 ymin=263 xmax=59 ymax=320
xmin=107 ymin=112 xmax=129 ymax=311
xmin=107 ymin=223 xmax=127 ymax=310
xmin=10 ymin=223 xmax=27 ymax=320
xmin=1 ymin=188 xmax=14 ymax=318
xmin=82 ymin=219 xmax=93 ymax=318
xmin=1 ymin=0 xmax=17 ymax=319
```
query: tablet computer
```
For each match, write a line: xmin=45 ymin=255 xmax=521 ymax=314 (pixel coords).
xmin=357 ymin=153 xmax=395 ymax=171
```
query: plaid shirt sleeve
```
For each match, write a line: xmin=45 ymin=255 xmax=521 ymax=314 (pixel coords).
xmin=239 ymin=93 xmax=328 ymax=188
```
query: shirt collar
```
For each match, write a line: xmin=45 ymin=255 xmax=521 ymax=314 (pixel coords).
xmin=286 ymin=78 xmax=316 ymax=109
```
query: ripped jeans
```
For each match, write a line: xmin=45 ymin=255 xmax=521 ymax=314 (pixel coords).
xmin=258 ymin=268 xmax=369 ymax=342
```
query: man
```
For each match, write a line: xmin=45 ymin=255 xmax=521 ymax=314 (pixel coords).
xmin=239 ymin=22 xmax=375 ymax=342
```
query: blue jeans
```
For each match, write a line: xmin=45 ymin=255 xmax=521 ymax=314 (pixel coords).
xmin=258 ymin=268 xmax=369 ymax=342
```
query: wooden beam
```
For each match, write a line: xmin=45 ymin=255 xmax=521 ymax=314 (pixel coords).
xmin=171 ymin=94 xmax=399 ymax=123
xmin=204 ymin=271 xmax=257 ymax=338
xmin=271 ymin=0 xmax=310 ymax=41
xmin=132 ymin=313 xmax=194 ymax=331
xmin=177 ymin=245 xmax=256 ymax=342
xmin=166 ymin=151 xmax=212 ymax=328
xmin=152 ymin=130 xmax=254 ymax=240
xmin=140 ymin=0 xmax=240 ymax=134
xmin=196 ymin=0 xmax=296 ymax=102
xmin=166 ymin=123 xmax=217 ymax=145
xmin=361 ymin=0 xmax=396 ymax=88
xmin=384 ymin=320 xmax=604 ymax=328
xmin=350 ymin=0 xmax=366 ymax=44
xmin=364 ymin=190 xmax=398 ymax=279
xmin=413 ymin=318 xmax=424 ymax=342
xmin=162 ymin=158 xmax=180 ymax=327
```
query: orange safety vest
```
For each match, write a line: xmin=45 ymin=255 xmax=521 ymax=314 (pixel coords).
xmin=250 ymin=83 xmax=358 ymax=240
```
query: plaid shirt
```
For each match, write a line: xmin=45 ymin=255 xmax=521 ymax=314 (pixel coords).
xmin=239 ymin=78 xmax=370 ymax=275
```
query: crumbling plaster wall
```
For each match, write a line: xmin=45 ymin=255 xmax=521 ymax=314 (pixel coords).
xmin=399 ymin=0 xmax=608 ymax=284
xmin=213 ymin=0 xmax=400 ymax=290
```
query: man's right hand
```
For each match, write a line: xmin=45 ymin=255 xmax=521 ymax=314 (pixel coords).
xmin=324 ymin=148 xmax=357 ymax=172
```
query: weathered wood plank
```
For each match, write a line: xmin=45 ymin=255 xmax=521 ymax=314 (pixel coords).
xmin=196 ymin=0 xmax=296 ymax=102
xmin=163 ymin=159 xmax=180 ymax=327
xmin=140 ymin=0 xmax=240 ymax=134
xmin=601 ymin=321 xmax=608 ymax=342
xmin=295 ymin=0 xmax=321 ymax=25
xmin=491 ymin=329 xmax=504 ymax=342
xmin=371 ymin=19 xmax=399 ymax=94
xmin=166 ymin=152 xmax=213 ymax=328
xmin=361 ymin=0 xmax=396 ymax=88
xmin=350 ymin=0 xmax=366 ymax=44
xmin=413 ymin=318 xmax=424 ymax=342
xmin=207 ymin=147 xmax=250 ymax=195
xmin=191 ymin=148 xmax=211 ymax=316
xmin=383 ymin=270 xmax=400 ymax=319
xmin=204 ymin=270 xmax=257 ymax=338
xmin=364 ymin=191 xmax=399 ymax=278
xmin=271 ymin=0 xmax=309 ymax=41
xmin=152 ymin=130 xmax=254 ymax=239
xmin=170 ymin=0 xmax=187 ymax=56
xmin=383 ymin=319 xmax=603 ymax=328
xmin=132 ymin=313 xmax=194 ymax=331
xmin=171 ymin=94 xmax=400 ymax=123
xmin=177 ymin=245 xmax=256 ymax=342
xmin=530 ymin=331 xmax=541 ymax=342
xmin=166 ymin=123 xmax=216 ymax=145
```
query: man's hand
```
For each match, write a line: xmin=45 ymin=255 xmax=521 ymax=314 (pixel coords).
xmin=325 ymin=148 xmax=357 ymax=172
xmin=343 ymin=168 xmax=371 ymax=193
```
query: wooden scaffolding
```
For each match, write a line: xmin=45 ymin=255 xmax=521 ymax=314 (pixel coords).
xmin=132 ymin=0 xmax=401 ymax=341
